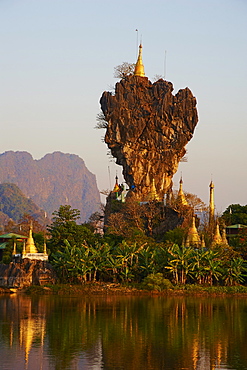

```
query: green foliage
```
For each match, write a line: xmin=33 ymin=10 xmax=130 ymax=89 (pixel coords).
xmin=46 ymin=204 xmax=247 ymax=287
xmin=49 ymin=234 xmax=247 ymax=287
xmin=47 ymin=205 xmax=100 ymax=254
xmin=229 ymin=229 xmax=247 ymax=259
xmin=142 ymin=273 xmax=173 ymax=291
xmin=2 ymin=243 xmax=13 ymax=264
xmin=222 ymin=204 xmax=247 ymax=226
xmin=0 ymin=183 xmax=43 ymax=222
xmin=33 ymin=232 xmax=45 ymax=253
xmin=163 ymin=227 xmax=186 ymax=245
xmin=2 ymin=237 xmax=23 ymax=264
xmin=51 ymin=241 xmax=90 ymax=283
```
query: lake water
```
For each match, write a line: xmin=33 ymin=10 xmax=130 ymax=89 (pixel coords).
xmin=0 ymin=293 xmax=247 ymax=370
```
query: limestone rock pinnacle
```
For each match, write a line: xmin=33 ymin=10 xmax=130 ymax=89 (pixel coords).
xmin=100 ymin=75 xmax=198 ymax=201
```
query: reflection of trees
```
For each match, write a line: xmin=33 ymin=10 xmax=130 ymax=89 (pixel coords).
xmin=1 ymin=295 xmax=247 ymax=369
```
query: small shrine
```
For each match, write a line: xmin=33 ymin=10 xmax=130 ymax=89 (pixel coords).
xmin=22 ymin=225 xmax=48 ymax=261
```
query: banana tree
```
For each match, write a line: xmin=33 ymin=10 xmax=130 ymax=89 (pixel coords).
xmin=223 ymin=257 xmax=247 ymax=286
xmin=165 ymin=244 xmax=194 ymax=284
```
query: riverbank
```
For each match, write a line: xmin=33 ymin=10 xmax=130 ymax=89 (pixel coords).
xmin=15 ymin=282 xmax=247 ymax=297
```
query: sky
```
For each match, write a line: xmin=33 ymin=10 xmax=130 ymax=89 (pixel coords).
xmin=0 ymin=0 xmax=246 ymax=215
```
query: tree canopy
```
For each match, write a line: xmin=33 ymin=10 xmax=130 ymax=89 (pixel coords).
xmin=47 ymin=205 xmax=99 ymax=254
xmin=113 ymin=62 xmax=135 ymax=79
xmin=222 ymin=204 xmax=247 ymax=226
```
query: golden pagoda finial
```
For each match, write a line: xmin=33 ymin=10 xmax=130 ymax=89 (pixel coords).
xmin=25 ymin=225 xmax=38 ymax=254
xmin=113 ymin=174 xmax=120 ymax=193
xmin=185 ymin=215 xmax=201 ymax=247
xmin=177 ymin=175 xmax=188 ymax=206
xmin=134 ymin=43 xmax=145 ymax=77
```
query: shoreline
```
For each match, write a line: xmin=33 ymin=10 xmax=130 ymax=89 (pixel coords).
xmin=2 ymin=282 xmax=247 ymax=297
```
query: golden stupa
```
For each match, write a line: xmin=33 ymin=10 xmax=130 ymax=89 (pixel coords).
xmin=212 ymin=222 xmax=222 ymax=246
xmin=25 ymin=226 xmax=38 ymax=254
xmin=209 ymin=180 xmax=215 ymax=224
xmin=149 ymin=178 xmax=159 ymax=201
xmin=185 ymin=216 xmax=201 ymax=247
xmin=177 ymin=176 xmax=188 ymax=206
xmin=221 ymin=228 xmax=229 ymax=246
xmin=22 ymin=225 xmax=48 ymax=261
xmin=134 ymin=44 xmax=145 ymax=77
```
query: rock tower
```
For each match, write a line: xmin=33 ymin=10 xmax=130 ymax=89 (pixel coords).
xmin=100 ymin=45 xmax=198 ymax=201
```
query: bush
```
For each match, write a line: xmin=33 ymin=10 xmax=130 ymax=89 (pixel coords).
xmin=142 ymin=273 xmax=173 ymax=291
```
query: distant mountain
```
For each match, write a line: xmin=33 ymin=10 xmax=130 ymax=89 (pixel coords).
xmin=0 ymin=183 xmax=46 ymax=224
xmin=0 ymin=151 xmax=101 ymax=222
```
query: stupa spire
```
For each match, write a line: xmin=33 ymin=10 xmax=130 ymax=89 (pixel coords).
xmin=113 ymin=175 xmax=120 ymax=193
xmin=177 ymin=176 xmax=188 ymax=206
xmin=209 ymin=180 xmax=215 ymax=224
xmin=134 ymin=44 xmax=145 ymax=77
xmin=149 ymin=178 xmax=159 ymax=201
xmin=221 ymin=228 xmax=229 ymax=246
xmin=212 ymin=222 xmax=222 ymax=246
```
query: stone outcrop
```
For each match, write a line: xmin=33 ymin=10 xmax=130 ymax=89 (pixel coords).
xmin=0 ymin=151 xmax=100 ymax=222
xmin=100 ymin=76 xmax=198 ymax=201
xmin=0 ymin=260 xmax=56 ymax=288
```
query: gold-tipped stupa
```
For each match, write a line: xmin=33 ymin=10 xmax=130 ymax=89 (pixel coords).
xmin=209 ymin=180 xmax=215 ymax=224
xmin=185 ymin=216 xmax=201 ymax=247
xmin=22 ymin=225 xmax=48 ymax=261
xmin=177 ymin=176 xmax=188 ymax=206
xmin=25 ymin=225 xmax=38 ymax=254
xmin=212 ymin=222 xmax=222 ymax=246
xmin=149 ymin=178 xmax=159 ymax=201
xmin=134 ymin=44 xmax=145 ymax=77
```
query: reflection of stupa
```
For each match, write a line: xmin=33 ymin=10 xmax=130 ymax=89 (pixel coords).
xmin=22 ymin=225 xmax=48 ymax=261
xmin=18 ymin=296 xmax=46 ymax=367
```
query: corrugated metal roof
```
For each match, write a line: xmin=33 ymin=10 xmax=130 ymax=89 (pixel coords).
xmin=0 ymin=233 xmax=27 ymax=239
xmin=226 ymin=224 xmax=247 ymax=229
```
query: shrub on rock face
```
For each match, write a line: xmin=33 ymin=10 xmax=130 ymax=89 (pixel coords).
xmin=142 ymin=273 xmax=173 ymax=291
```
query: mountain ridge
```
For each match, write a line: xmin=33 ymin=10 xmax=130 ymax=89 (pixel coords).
xmin=0 ymin=151 xmax=100 ymax=222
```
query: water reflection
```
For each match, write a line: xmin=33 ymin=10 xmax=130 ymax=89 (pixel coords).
xmin=0 ymin=293 xmax=247 ymax=369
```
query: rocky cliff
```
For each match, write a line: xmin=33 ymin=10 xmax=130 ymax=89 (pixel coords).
xmin=100 ymin=76 xmax=198 ymax=201
xmin=0 ymin=151 xmax=100 ymax=222
xmin=0 ymin=259 xmax=56 ymax=288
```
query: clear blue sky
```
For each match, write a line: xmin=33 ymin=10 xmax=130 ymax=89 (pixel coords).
xmin=0 ymin=0 xmax=246 ymax=214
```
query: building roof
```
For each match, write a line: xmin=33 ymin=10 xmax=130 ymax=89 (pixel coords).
xmin=0 ymin=233 xmax=28 ymax=239
xmin=226 ymin=224 xmax=247 ymax=229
